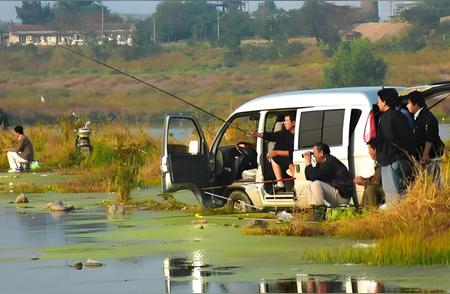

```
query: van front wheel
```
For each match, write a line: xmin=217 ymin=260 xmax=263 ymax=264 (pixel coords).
xmin=226 ymin=190 xmax=253 ymax=213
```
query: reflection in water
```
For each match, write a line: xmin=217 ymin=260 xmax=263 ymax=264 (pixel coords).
xmin=163 ymin=253 xmax=239 ymax=293
xmin=255 ymin=274 xmax=443 ymax=293
xmin=163 ymin=256 xmax=445 ymax=294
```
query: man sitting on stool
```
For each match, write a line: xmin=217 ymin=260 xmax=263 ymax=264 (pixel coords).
xmin=353 ymin=139 xmax=385 ymax=208
xmin=304 ymin=142 xmax=354 ymax=206
xmin=5 ymin=126 xmax=34 ymax=172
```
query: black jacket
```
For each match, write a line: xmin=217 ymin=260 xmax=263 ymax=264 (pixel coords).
xmin=305 ymin=155 xmax=354 ymax=199
xmin=377 ymin=108 xmax=416 ymax=166
xmin=414 ymin=107 xmax=445 ymax=158
xmin=263 ymin=130 xmax=294 ymax=161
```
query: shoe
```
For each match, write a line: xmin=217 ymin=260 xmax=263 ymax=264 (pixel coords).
xmin=273 ymin=184 xmax=285 ymax=193
xmin=8 ymin=168 xmax=20 ymax=173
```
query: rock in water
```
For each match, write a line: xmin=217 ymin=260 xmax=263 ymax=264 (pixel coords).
xmin=49 ymin=201 xmax=66 ymax=211
xmin=47 ymin=201 xmax=75 ymax=212
xmin=15 ymin=193 xmax=29 ymax=203
xmin=107 ymin=204 xmax=125 ymax=215
xmin=86 ymin=258 xmax=103 ymax=267
xmin=72 ymin=262 xmax=83 ymax=270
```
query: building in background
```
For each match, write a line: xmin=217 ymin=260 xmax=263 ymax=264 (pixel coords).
xmin=6 ymin=22 xmax=135 ymax=46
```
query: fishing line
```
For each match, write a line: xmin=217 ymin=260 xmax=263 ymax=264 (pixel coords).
xmin=57 ymin=45 xmax=246 ymax=133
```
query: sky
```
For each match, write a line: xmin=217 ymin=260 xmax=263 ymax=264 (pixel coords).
xmin=0 ymin=1 xmax=407 ymax=23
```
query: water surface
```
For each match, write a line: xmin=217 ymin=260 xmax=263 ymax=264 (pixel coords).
xmin=0 ymin=188 xmax=449 ymax=294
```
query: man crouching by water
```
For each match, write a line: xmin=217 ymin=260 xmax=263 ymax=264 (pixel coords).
xmin=304 ymin=142 xmax=354 ymax=207
xmin=4 ymin=126 xmax=34 ymax=172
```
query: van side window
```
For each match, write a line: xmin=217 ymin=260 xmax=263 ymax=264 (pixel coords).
xmin=298 ymin=109 xmax=345 ymax=148
xmin=167 ymin=118 xmax=202 ymax=154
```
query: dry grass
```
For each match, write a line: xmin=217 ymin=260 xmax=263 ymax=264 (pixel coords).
xmin=327 ymin=161 xmax=450 ymax=240
xmin=305 ymin=158 xmax=450 ymax=265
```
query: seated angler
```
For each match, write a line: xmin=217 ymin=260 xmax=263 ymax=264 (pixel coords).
xmin=353 ymin=139 xmax=385 ymax=208
xmin=248 ymin=112 xmax=295 ymax=191
xmin=4 ymin=126 xmax=34 ymax=172
xmin=304 ymin=142 xmax=354 ymax=206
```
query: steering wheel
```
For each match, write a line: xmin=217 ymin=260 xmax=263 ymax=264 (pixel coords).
xmin=235 ymin=141 xmax=256 ymax=156
xmin=235 ymin=141 xmax=257 ymax=170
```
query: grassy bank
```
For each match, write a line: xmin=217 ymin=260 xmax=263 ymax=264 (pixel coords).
xmin=0 ymin=122 xmax=160 ymax=199
xmin=243 ymin=156 xmax=450 ymax=266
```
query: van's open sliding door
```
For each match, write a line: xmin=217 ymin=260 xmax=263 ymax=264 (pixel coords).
xmin=160 ymin=114 xmax=210 ymax=195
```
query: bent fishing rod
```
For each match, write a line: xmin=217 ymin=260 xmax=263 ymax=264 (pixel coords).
xmin=57 ymin=45 xmax=246 ymax=134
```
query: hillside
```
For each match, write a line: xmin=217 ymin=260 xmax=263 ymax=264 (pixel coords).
xmin=0 ymin=41 xmax=449 ymax=125
xmin=354 ymin=22 xmax=411 ymax=42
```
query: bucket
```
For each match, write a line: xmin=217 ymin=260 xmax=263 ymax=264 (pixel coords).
xmin=30 ymin=161 xmax=39 ymax=170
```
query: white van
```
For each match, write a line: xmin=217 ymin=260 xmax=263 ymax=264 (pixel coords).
xmin=160 ymin=84 xmax=449 ymax=212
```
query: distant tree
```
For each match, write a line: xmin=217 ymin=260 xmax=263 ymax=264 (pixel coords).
xmin=51 ymin=1 xmax=122 ymax=45
xmin=15 ymin=1 xmax=53 ymax=24
xmin=399 ymin=0 xmax=450 ymax=28
xmin=253 ymin=0 xmax=284 ymax=40
xmin=154 ymin=1 xmax=216 ymax=42
xmin=154 ymin=2 xmax=191 ymax=42
xmin=300 ymin=0 xmax=358 ymax=49
xmin=220 ymin=6 xmax=253 ymax=48
xmin=188 ymin=1 xmax=217 ymax=41
xmin=324 ymin=38 xmax=387 ymax=87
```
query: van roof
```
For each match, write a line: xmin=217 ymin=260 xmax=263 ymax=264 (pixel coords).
xmin=233 ymin=86 xmax=397 ymax=114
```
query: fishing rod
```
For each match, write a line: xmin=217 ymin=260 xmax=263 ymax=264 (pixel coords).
xmin=57 ymin=45 xmax=246 ymax=133
xmin=201 ymin=176 xmax=296 ymax=191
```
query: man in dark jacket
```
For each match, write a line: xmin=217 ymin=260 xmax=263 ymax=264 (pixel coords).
xmin=5 ymin=126 xmax=34 ymax=172
xmin=406 ymin=90 xmax=445 ymax=182
xmin=248 ymin=112 xmax=295 ymax=190
xmin=304 ymin=142 xmax=354 ymax=206
xmin=377 ymin=88 xmax=415 ymax=206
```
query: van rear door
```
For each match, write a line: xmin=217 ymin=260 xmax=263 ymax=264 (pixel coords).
xmin=160 ymin=114 xmax=210 ymax=194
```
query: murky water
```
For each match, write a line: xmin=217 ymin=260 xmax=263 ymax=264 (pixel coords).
xmin=0 ymin=187 xmax=449 ymax=293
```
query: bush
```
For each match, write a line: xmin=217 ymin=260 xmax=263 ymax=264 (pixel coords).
xmin=324 ymin=38 xmax=387 ymax=87
xmin=377 ymin=25 xmax=427 ymax=52
xmin=240 ymin=42 xmax=305 ymax=62
xmin=109 ymin=132 xmax=155 ymax=203
xmin=223 ymin=47 xmax=242 ymax=67
xmin=118 ymin=43 xmax=162 ymax=61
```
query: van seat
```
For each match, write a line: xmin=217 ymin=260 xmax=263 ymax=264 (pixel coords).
xmin=242 ymin=168 xmax=257 ymax=181
xmin=267 ymin=121 xmax=284 ymax=153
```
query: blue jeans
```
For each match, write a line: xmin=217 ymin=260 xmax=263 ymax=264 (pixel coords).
xmin=381 ymin=158 xmax=412 ymax=206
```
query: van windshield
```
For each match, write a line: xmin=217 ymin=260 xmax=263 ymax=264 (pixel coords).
xmin=219 ymin=113 xmax=259 ymax=147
